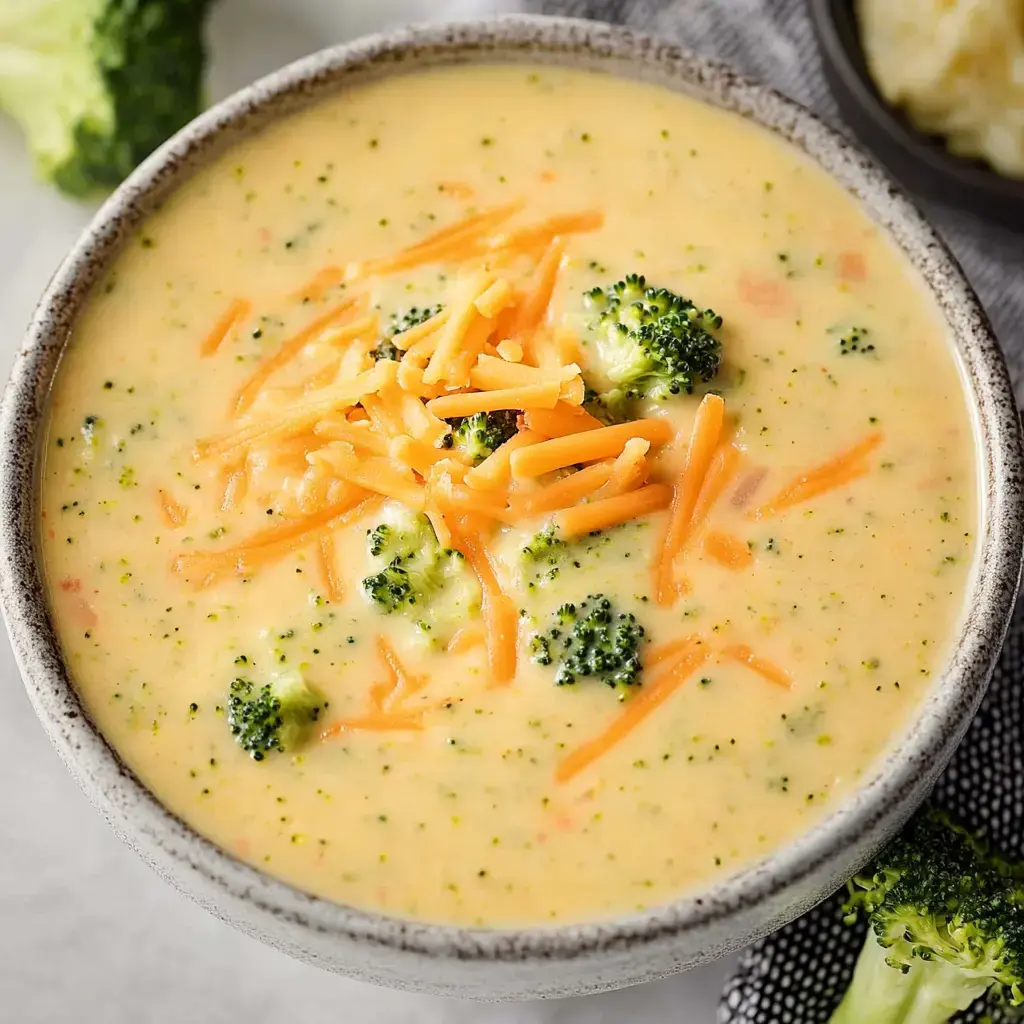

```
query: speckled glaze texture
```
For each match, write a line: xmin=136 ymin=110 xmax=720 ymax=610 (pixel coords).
xmin=1 ymin=15 xmax=1021 ymax=1001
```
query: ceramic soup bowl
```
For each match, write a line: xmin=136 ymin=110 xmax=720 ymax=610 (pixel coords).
xmin=1 ymin=15 xmax=1021 ymax=1001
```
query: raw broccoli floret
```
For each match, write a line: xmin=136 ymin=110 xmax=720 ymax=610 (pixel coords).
xmin=529 ymin=594 xmax=646 ymax=689
xmin=372 ymin=304 xmax=444 ymax=362
xmin=227 ymin=669 xmax=322 ymax=761
xmin=582 ymin=273 xmax=723 ymax=418
xmin=830 ymin=806 xmax=1024 ymax=1023
xmin=0 ymin=0 xmax=213 ymax=197
xmin=445 ymin=410 xmax=518 ymax=463
xmin=361 ymin=507 xmax=479 ymax=642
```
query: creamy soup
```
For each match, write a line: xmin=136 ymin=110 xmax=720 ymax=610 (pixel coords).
xmin=40 ymin=66 xmax=976 ymax=926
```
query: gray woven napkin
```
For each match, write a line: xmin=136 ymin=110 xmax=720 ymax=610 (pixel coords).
xmin=521 ymin=2 xmax=1024 ymax=1020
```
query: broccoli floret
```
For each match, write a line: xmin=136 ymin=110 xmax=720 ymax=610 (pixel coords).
xmin=372 ymin=337 xmax=401 ymax=363
xmin=835 ymin=325 xmax=876 ymax=356
xmin=372 ymin=304 xmax=444 ymax=362
xmin=446 ymin=410 xmax=518 ymax=463
xmin=227 ymin=669 xmax=322 ymax=761
xmin=388 ymin=304 xmax=442 ymax=336
xmin=582 ymin=385 xmax=629 ymax=425
xmin=582 ymin=274 xmax=723 ymax=417
xmin=521 ymin=525 xmax=571 ymax=586
xmin=830 ymin=806 xmax=1024 ymax=1023
xmin=514 ymin=525 xmax=622 ymax=590
xmin=522 ymin=526 xmax=569 ymax=564
xmin=0 ymin=0 xmax=213 ymax=197
xmin=530 ymin=594 xmax=646 ymax=689
xmin=361 ymin=506 xmax=479 ymax=642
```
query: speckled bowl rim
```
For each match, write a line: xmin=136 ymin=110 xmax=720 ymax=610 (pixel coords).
xmin=2 ymin=14 xmax=1022 ymax=969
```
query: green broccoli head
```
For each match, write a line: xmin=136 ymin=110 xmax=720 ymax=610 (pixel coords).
xmin=388 ymin=304 xmax=443 ymax=337
xmin=529 ymin=594 xmax=646 ymax=689
xmin=830 ymin=806 xmax=1024 ymax=1023
xmin=522 ymin=525 xmax=569 ymax=564
xmin=520 ymin=525 xmax=571 ymax=587
xmin=372 ymin=337 xmax=402 ymax=363
xmin=373 ymin=304 xmax=444 ymax=362
xmin=227 ymin=669 xmax=322 ymax=761
xmin=834 ymin=324 xmax=876 ymax=356
xmin=445 ymin=410 xmax=519 ymax=464
xmin=361 ymin=506 xmax=479 ymax=643
xmin=0 ymin=0 xmax=213 ymax=197
xmin=582 ymin=274 xmax=723 ymax=417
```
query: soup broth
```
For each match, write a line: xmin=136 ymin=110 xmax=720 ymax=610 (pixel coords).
xmin=40 ymin=65 xmax=976 ymax=926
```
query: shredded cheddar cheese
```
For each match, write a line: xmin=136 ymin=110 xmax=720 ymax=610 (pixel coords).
xmin=174 ymin=203 xmax=717 ymax=690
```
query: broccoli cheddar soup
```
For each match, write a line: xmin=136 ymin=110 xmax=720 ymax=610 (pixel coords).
xmin=40 ymin=66 xmax=977 ymax=926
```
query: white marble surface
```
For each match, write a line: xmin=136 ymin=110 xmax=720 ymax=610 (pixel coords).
xmin=0 ymin=1 xmax=733 ymax=1020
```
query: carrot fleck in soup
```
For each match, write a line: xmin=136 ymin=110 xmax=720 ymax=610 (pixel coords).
xmin=39 ymin=66 xmax=977 ymax=926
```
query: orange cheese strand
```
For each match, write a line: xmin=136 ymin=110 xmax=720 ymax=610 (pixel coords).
xmin=510 ymin=418 xmax=674 ymax=478
xmin=289 ymin=266 xmax=344 ymax=303
xmin=375 ymin=635 xmax=429 ymax=706
xmin=702 ymin=529 xmax=754 ymax=569
xmin=438 ymin=180 xmax=475 ymax=199
xmin=198 ymin=361 xmax=397 ymax=461
xmin=690 ymin=443 xmax=742 ymax=527
xmin=312 ymin=418 xmax=391 ymax=455
xmin=219 ymin=464 xmax=248 ymax=512
xmin=464 ymin=429 xmax=543 ymax=492
xmin=507 ymin=235 xmax=566 ymax=351
xmin=391 ymin=307 xmax=451 ymax=351
xmin=654 ymin=394 xmax=725 ymax=606
xmin=428 ymin=473 xmax=513 ymax=523
xmin=355 ymin=200 xmax=524 ymax=277
xmin=721 ymin=644 xmax=793 ymax=689
xmin=317 ymin=533 xmax=344 ymax=603
xmin=468 ymin=354 xmax=578 ymax=391
xmin=753 ymin=432 xmax=884 ymax=518
xmin=450 ymin=521 xmax=518 ymax=685
xmin=597 ymin=437 xmax=650 ymax=498
xmin=554 ymin=483 xmax=671 ymax=539
xmin=447 ymin=627 xmax=486 ymax=653
xmin=515 ymin=461 xmax=614 ymax=516
xmin=158 ymin=489 xmax=189 ymax=527
xmin=556 ymin=642 xmax=710 ymax=784
xmin=423 ymin=270 xmax=496 ymax=386
xmin=199 ymin=297 xmax=252 ymax=358
xmin=320 ymin=712 xmax=425 ymax=738
xmin=231 ymin=294 xmax=364 ymax=415
xmin=309 ymin=443 xmax=425 ymax=510
xmin=489 ymin=209 xmax=603 ymax=253
xmin=427 ymin=382 xmax=560 ymax=418
xmin=522 ymin=403 xmax=603 ymax=439
xmin=172 ymin=493 xmax=381 ymax=588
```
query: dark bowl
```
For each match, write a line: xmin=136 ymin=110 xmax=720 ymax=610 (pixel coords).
xmin=809 ymin=0 xmax=1024 ymax=232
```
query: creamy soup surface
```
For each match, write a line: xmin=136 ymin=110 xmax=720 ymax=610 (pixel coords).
xmin=40 ymin=66 xmax=977 ymax=926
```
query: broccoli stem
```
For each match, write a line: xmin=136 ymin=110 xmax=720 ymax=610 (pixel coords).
xmin=830 ymin=929 xmax=993 ymax=1024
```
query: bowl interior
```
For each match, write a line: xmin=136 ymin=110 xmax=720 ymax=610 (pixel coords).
xmin=1 ymin=15 xmax=1021 ymax=993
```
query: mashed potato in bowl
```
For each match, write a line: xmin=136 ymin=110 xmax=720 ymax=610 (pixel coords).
xmin=858 ymin=0 xmax=1024 ymax=178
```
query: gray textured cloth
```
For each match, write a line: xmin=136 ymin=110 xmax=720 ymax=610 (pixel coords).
xmin=522 ymin=2 xmax=1024 ymax=1020
xmin=525 ymin=0 xmax=1024 ymax=396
